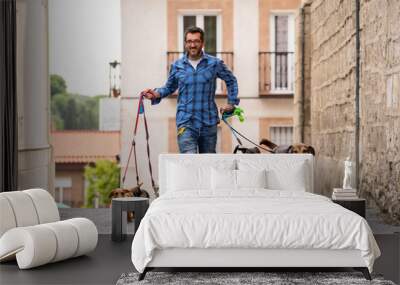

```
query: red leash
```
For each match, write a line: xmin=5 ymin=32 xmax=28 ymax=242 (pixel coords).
xmin=122 ymin=94 xmax=156 ymax=193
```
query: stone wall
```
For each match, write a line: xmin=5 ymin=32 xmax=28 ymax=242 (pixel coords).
xmin=296 ymin=0 xmax=400 ymax=224
xmin=294 ymin=2 xmax=312 ymax=144
xmin=359 ymin=0 xmax=400 ymax=224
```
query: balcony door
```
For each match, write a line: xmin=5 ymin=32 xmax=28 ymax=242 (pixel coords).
xmin=269 ymin=12 xmax=295 ymax=93
xmin=178 ymin=12 xmax=223 ymax=92
xmin=178 ymin=12 xmax=222 ymax=55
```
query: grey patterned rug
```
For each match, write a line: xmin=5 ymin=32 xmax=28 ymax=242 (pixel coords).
xmin=116 ymin=271 xmax=395 ymax=285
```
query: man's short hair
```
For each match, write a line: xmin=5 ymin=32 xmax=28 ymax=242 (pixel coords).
xmin=184 ymin=26 xmax=204 ymax=42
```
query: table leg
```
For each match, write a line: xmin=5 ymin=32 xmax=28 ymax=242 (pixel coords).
xmin=121 ymin=210 xmax=127 ymax=240
xmin=112 ymin=202 xmax=123 ymax=241
xmin=134 ymin=203 xmax=147 ymax=235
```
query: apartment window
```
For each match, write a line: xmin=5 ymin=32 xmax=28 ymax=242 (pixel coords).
xmin=275 ymin=15 xmax=288 ymax=89
xmin=275 ymin=15 xmax=288 ymax=52
xmin=270 ymin=126 xmax=293 ymax=145
xmin=55 ymin=177 xmax=72 ymax=206
xmin=171 ymin=12 xmax=235 ymax=94
xmin=269 ymin=12 xmax=295 ymax=93
xmin=179 ymin=13 xmax=221 ymax=55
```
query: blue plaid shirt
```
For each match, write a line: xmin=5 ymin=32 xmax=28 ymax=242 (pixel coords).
xmin=152 ymin=52 xmax=239 ymax=128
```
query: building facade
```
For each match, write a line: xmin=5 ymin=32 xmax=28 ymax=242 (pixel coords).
xmin=51 ymin=131 xmax=120 ymax=207
xmin=295 ymin=0 xmax=400 ymax=224
xmin=99 ymin=97 xmax=121 ymax=131
xmin=121 ymin=0 xmax=301 ymax=194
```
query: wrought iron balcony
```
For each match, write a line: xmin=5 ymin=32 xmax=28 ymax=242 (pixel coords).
xmin=259 ymin=52 xmax=295 ymax=95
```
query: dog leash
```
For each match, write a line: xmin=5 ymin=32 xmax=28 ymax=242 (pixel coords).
xmin=122 ymin=94 xmax=156 ymax=192
xmin=221 ymin=113 xmax=274 ymax=153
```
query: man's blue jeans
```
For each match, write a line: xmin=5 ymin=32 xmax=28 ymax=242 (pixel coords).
xmin=177 ymin=124 xmax=217 ymax=153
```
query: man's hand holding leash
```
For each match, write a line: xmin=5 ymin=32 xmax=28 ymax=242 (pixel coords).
xmin=141 ymin=89 xmax=160 ymax=100
xmin=219 ymin=104 xmax=234 ymax=115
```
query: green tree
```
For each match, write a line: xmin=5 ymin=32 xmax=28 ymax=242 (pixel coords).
xmin=51 ymin=93 xmax=69 ymax=130
xmin=84 ymin=160 xmax=120 ymax=208
xmin=64 ymin=98 xmax=78 ymax=129
xmin=51 ymin=113 xmax=64 ymax=130
xmin=51 ymin=93 xmax=102 ymax=130
xmin=50 ymin=74 xmax=67 ymax=96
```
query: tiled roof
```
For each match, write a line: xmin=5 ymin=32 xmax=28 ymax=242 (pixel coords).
xmin=51 ymin=131 xmax=120 ymax=164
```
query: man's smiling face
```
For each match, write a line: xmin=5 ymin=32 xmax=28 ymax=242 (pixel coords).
xmin=185 ymin=32 xmax=204 ymax=59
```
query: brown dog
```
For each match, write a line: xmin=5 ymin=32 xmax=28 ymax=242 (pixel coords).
xmin=109 ymin=183 xmax=150 ymax=222
xmin=259 ymin=138 xmax=315 ymax=155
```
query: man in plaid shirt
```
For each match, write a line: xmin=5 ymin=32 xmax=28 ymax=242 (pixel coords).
xmin=142 ymin=26 xmax=239 ymax=153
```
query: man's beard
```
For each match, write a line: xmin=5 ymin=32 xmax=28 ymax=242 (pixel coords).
xmin=187 ymin=47 xmax=202 ymax=59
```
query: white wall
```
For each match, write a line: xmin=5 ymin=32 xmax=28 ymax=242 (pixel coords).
xmin=233 ymin=0 xmax=259 ymax=97
xmin=16 ymin=0 xmax=53 ymax=194
xmin=99 ymin=97 xmax=121 ymax=131
xmin=121 ymin=0 xmax=169 ymax=194
xmin=121 ymin=0 xmax=167 ymax=98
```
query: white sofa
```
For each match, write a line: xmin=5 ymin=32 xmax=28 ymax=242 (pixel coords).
xmin=0 ymin=189 xmax=98 ymax=269
xmin=131 ymin=154 xmax=378 ymax=281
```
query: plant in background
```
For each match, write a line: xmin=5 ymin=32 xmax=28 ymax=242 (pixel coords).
xmin=84 ymin=160 xmax=120 ymax=208
xmin=50 ymin=74 xmax=67 ymax=97
xmin=50 ymin=74 xmax=103 ymax=130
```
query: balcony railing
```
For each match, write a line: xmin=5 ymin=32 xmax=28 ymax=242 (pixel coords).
xmin=259 ymin=52 xmax=295 ymax=95
xmin=167 ymin=51 xmax=234 ymax=95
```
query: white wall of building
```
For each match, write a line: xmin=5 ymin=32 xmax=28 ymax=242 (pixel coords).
xmin=121 ymin=0 xmax=169 ymax=193
xmin=16 ymin=0 xmax=53 ymax=194
xmin=99 ymin=97 xmax=121 ymax=131
xmin=233 ymin=0 xmax=259 ymax=97
xmin=121 ymin=0 xmax=167 ymax=98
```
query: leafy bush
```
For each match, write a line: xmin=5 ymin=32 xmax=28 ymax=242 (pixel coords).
xmin=84 ymin=160 xmax=120 ymax=208
xmin=51 ymin=74 xmax=67 ymax=97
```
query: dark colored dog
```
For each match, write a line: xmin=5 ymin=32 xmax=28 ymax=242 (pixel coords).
xmin=233 ymin=145 xmax=261 ymax=154
xmin=259 ymin=138 xmax=315 ymax=155
xmin=232 ymin=139 xmax=315 ymax=155
xmin=131 ymin=183 xmax=151 ymax=198
xmin=109 ymin=183 xmax=150 ymax=222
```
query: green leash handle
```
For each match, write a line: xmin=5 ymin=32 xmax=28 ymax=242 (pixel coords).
xmin=222 ymin=106 xmax=245 ymax=122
